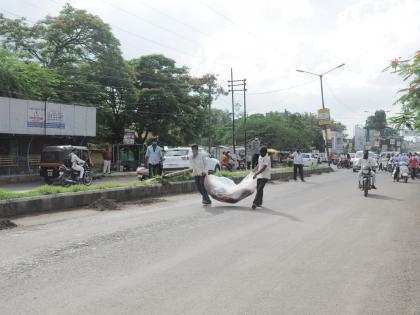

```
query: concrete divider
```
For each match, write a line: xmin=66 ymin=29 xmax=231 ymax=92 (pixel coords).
xmin=0 ymin=167 xmax=333 ymax=218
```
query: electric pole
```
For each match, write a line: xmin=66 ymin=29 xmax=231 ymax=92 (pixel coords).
xmin=228 ymin=69 xmax=247 ymax=157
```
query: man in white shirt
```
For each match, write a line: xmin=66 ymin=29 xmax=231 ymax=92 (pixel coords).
xmin=145 ymin=141 xmax=163 ymax=178
xmin=356 ymin=150 xmax=377 ymax=188
xmin=252 ymin=147 xmax=271 ymax=209
xmin=292 ymin=149 xmax=305 ymax=182
xmin=189 ymin=143 xmax=211 ymax=205
xmin=69 ymin=149 xmax=85 ymax=180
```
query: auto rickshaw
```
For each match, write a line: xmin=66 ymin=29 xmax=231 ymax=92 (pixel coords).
xmin=39 ymin=146 xmax=90 ymax=184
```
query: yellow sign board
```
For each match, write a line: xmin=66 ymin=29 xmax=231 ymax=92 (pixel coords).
xmin=318 ymin=108 xmax=331 ymax=126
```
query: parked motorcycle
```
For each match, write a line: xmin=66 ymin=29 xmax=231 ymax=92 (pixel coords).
xmin=60 ymin=163 xmax=93 ymax=187
xmin=393 ymin=162 xmax=409 ymax=183
xmin=359 ymin=166 xmax=373 ymax=197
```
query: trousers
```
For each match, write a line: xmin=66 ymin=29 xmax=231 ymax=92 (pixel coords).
xmin=294 ymin=164 xmax=304 ymax=180
xmin=195 ymin=176 xmax=211 ymax=203
xmin=253 ymin=178 xmax=268 ymax=206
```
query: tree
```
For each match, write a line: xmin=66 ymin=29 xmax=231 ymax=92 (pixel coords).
xmin=0 ymin=49 xmax=60 ymax=100
xmin=365 ymin=110 xmax=387 ymax=131
xmin=130 ymin=54 xmax=206 ymax=146
xmin=384 ymin=50 xmax=420 ymax=131
xmin=189 ymin=73 xmax=226 ymax=146
xmin=0 ymin=4 xmax=121 ymax=68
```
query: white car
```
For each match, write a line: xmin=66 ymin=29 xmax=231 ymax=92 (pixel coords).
xmin=302 ymin=153 xmax=318 ymax=166
xmin=163 ymin=147 xmax=220 ymax=173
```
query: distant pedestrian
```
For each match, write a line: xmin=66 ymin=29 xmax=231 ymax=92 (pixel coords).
xmin=145 ymin=140 xmax=163 ymax=178
xmin=190 ymin=143 xmax=211 ymax=205
xmin=102 ymin=145 xmax=112 ymax=175
xmin=252 ymin=147 xmax=271 ymax=210
xmin=408 ymin=153 xmax=418 ymax=179
xmin=293 ymin=149 xmax=305 ymax=182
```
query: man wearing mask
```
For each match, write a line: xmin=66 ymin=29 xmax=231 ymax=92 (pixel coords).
xmin=252 ymin=147 xmax=271 ymax=210
xmin=145 ymin=140 xmax=163 ymax=178
xmin=356 ymin=150 xmax=377 ymax=189
xmin=189 ymin=144 xmax=211 ymax=205
xmin=292 ymin=149 xmax=305 ymax=182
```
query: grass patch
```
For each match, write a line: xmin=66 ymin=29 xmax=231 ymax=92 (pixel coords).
xmin=0 ymin=177 xmax=161 ymax=201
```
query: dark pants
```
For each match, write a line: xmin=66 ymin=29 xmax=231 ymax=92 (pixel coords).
xmin=410 ymin=167 xmax=416 ymax=179
xmin=393 ymin=166 xmax=400 ymax=180
xmin=253 ymin=178 xmax=268 ymax=206
xmin=294 ymin=164 xmax=304 ymax=180
xmin=149 ymin=164 xmax=159 ymax=178
xmin=195 ymin=176 xmax=211 ymax=203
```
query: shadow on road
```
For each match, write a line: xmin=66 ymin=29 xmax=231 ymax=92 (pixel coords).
xmin=206 ymin=205 xmax=301 ymax=222
xmin=367 ymin=194 xmax=402 ymax=201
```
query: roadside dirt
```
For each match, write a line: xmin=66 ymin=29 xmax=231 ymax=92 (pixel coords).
xmin=0 ymin=219 xmax=17 ymax=230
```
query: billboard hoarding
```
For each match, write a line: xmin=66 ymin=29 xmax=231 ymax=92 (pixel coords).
xmin=0 ymin=97 xmax=96 ymax=137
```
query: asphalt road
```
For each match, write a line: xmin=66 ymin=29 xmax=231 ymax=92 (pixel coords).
xmin=1 ymin=170 xmax=419 ymax=314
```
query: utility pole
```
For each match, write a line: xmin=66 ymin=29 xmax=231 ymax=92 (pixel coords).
xmin=208 ymin=83 xmax=212 ymax=154
xmin=228 ymin=69 xmax=247 ymax=156
xmin=230 ymin=68 xmax=235 ymax=153
xmin=296 ymin=63 xmax=345 ymax=165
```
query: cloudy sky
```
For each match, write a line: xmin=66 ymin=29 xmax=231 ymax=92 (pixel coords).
xmin=2 ymin=0 xmax=419 ymax=135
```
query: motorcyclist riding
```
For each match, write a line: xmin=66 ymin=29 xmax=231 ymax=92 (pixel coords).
xmin=356 ymin=150 xmax=377 ymax=189
xmin=69 ymin=149 xmax=86 ymax=182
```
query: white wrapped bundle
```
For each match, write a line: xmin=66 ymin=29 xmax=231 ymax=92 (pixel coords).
xmin=204 ymin=173 xmax=257 ymax=204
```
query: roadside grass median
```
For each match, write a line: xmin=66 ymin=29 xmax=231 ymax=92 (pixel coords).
xmin=0 ymin=178 xmax=161 ymax=201
xmin=0 ymin=164 xmax=328 ymax=201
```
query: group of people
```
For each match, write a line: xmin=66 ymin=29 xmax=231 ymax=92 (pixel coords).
xmin=387 ymin=152 xmax=419 ymax=180
xmin=188 ymin=143 xmax=271 ymax=209
xmin=192 ymin=146 xmax=310 ymax=209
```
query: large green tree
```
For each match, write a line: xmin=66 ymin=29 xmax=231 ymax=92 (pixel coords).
xmin=0 ymin=4 xmax=120 ymax=68
xmin=130 ymin=54 xmax=207 ymax=145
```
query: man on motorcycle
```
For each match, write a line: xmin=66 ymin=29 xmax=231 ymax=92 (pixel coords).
xmin=69 ymin=149 xmax=86 ymax=181
xmin=356 ymin=150 xmax=377 ymax=189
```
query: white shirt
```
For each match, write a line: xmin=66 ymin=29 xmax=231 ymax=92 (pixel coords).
xmin=145 ymin=145 xmax=162 ymax=165
xmin=70 ymin=152 xmax=84 ymax=168
xmin=257 ymin=155 xmax=271 ymax=179
xmin=292 ymin=152 xmax=304 ymax=165
xmin=189 ymin=153 xmax=208 ymax=176
xmin=356 ymin=157 xmax=377 ymax=169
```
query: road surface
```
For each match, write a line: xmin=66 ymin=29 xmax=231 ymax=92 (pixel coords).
xmin=1 ymin=170 xmax=419 ymax=314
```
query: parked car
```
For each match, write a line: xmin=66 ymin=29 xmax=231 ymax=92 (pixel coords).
xmin=352 ymin=150 xmax=376 ymax=172
xmin=302 ymin=153 xmax=318 ymax=166
xmin=162 ymin=147 xmax=220 ymax=173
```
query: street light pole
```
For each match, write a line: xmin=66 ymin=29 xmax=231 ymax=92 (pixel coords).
xmin=296 ymin=63 xmax=345 ymax=165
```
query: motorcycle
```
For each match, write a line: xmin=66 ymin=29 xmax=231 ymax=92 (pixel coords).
xmin=337 ymin=158 xmax=350 ymax=169
xmin=359 ymin=166 xmax=373 ymax=197
xmin=392 ymin=162 xmax=409 ymax=183
xmin=60 ymin=163 xmax=93 ymax=187
xmin=386 ymin=160 xmax=394 ymax=173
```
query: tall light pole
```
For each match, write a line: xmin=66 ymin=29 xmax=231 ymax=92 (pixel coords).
xmin=296 ymin=63 xmax=345 ymax=164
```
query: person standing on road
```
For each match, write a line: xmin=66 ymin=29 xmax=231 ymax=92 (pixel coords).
xmin=252 ymin=147 xmax=271 ymax=210
xmin=408 ymin=153 xmax=418 ymax=179
xmin=189 ymin=143 xmax=211 ymax=205
xmin=292 ymin=149 xmax=305 ymax=182
xmin=102 ymin=146 xmax=112 ymax=175
xmin=145 ymin=141 xmax=163 ymax=178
